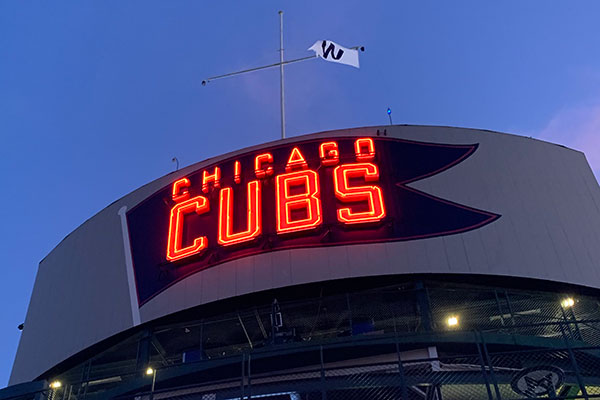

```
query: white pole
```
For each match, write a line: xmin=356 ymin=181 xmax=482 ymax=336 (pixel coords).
xmin=149 ymin=369 xmax=156 ymax=400
xmin=279 ymin=11 xmax=286 ymax=139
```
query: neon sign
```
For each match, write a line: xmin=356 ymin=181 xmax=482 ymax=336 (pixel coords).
xmin=127 ymin=136 xmax=500 ymax=305
xmin=334 ymin=162 xmax=385 ymax=224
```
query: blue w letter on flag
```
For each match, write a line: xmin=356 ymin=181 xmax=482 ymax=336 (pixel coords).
xmin=322 ymin=41 xmax=344 ymax=60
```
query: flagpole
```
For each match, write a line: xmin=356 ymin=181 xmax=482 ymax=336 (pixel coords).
xmin=201 ymin=12 xmax=365 ymax=141
xmin=279 ymin=11 xmax=286 ymax=139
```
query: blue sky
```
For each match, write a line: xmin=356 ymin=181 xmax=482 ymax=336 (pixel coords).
xmin=1 ymin=1 xmax=600 ymax=387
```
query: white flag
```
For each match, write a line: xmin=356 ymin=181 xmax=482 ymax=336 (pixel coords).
xmin=308 ymin=40 xmax=360 ymax=68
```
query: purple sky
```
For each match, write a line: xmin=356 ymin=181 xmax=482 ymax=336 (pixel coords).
xmin=1 ymin=1 xmax=600 ymax=387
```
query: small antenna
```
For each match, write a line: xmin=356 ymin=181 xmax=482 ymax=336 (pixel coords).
xmin=387 ymin=108 xmax=393 ymax=126
xmin=172 ymin=157 xmax=179 ymax=171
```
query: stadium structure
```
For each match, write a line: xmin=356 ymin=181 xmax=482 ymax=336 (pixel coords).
xmin=4 ymin=125 xmax=600 ymax=400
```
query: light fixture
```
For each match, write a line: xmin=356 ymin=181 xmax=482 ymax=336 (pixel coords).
xmin=49 ymin=381 xmax=62 ymax=389
xmin=447 ymin=316 xmax=459 ymax=327
xmin=561 ymin=297 xmax=575 ymax=308
xmin=146 ymin=367 xmax=154 ymax=376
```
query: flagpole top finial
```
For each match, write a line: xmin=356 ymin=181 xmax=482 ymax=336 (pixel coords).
xmin=278 ymin=10 xmax=283 ymax=14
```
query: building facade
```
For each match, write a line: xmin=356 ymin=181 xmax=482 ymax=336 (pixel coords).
xmin=5 ymin=125 xmax=600 ymax=400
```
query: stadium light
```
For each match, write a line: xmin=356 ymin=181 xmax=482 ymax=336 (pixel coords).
xmin=49 ymin=381 xmax=62 ymax=389
xmin=561 ymin=297 xmax=575 ymax=308
xmin=447 ymin=316 xmax=459 ymax=328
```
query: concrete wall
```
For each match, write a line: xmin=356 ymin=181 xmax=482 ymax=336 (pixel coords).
xmin=10 ymin=125 xmax=600 ymax=384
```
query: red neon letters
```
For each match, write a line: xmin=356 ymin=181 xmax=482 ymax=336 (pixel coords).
xmin=334 ymin=163 xmax=386 ymax=224
xmin=255 ymin=153 xmax=274 ymax=179
xmin=276 ymin=170 xmax=323 ymax=234
xmin=218 ymin=181 xmax=262 ymax=246
xmin=319 ymin=142 xmax=339 ymax=166
xmin=166 ymin=196 xmax=210 ymax=261
xmin=166 ymin=138 xmax=385 ymax=262
xmin=285 ymin=147 xmax=308 ymax=172
xmin=355 ymin=137 xmax=375 ymax=161
xmin=202 ymin=167 xmax=221 ymax=193
xmin=234 ymin=161 xmax=241 ymax=184
xmin=172 ymin=177 xmax=191 ymax=202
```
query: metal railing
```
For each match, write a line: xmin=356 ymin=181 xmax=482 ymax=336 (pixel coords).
xmin=5 ymin=280 xmax=600 ymax=400
xmin=7 ymin=320 xmax=600 ymax=400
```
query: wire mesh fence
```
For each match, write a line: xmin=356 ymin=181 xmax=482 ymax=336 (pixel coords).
xmin=7 ymin=280 xmax=600 ymax=400
xmin=109 ymin=340 xmax=600 ymax=400
xmin=29 ymin=326 xmax=600 ymax=400
xmin=52 ymin=281 xmax=600 ymax=384
xmin=12 ymin=342 xmax=600 ymax=400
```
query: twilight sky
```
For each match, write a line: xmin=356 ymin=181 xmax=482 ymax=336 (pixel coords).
xmin=1 ymin=0 xmax=600 ymax=387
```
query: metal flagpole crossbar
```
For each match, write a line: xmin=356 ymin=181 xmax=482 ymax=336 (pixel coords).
xmin=202 ymin=11 xmax=363 ymax=140
xmin=201 ymin=55 xmax=317 ymax=87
